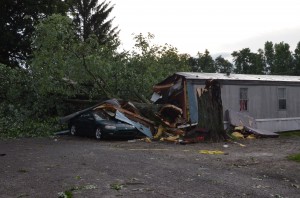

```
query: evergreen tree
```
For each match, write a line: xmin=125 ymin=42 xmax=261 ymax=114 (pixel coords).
xmin=68 ymin=0 xmax=119 ymax=45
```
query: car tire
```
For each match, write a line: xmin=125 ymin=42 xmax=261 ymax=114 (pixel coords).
xmin=95 ymin=128 xmax=102 ymax=140
xmin=70 ymin=125 xmax=77 ymax=136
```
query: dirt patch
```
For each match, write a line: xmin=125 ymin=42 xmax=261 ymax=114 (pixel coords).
xmin=0 ymin=136 xmax=300 ymax=198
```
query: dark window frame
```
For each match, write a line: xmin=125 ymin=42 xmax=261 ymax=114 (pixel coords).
xmin=239 ymin=88 xmax=248 ymax=111
xmin=278 ymin=88 xmax=287 ymax=110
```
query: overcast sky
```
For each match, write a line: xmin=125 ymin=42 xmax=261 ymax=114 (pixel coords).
xmin=110 ymin=0 xmax=300 ymax=58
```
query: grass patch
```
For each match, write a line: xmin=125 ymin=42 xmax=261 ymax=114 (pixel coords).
xmin=58 ymin=190 xmax=73 ymax=198
xmin=58 ymin=185 xmax=96 ymax=198
xmin=110 ymin=183 xmax=123 ymax=191
xmin=287 ymin=153 xmax=300 ymax=162
xmin=280 ymin=131 xmax=300 ymax=137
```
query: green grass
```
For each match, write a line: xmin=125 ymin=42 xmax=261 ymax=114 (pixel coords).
xmin=279 ymin=131 xmax=300 ymax=137
xmin=63 ymin=191 xmax=73 ymax=198
xmin=287 ymin=153 xmax=300 ymax=162
xmin=58 ymin=185 xmax=96 ymax=198
xmin=58 ymin=191 xmax=73 ymax=198
xmin=110 ymin=183 xmax=123 ymax=191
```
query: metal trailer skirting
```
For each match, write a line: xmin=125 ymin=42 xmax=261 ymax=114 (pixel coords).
xmin=255 ymin=117 xmax=300 ymax=132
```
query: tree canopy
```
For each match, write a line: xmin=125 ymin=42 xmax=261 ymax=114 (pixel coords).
xmin=294 ymin=42 xmax=300 ymax=75
xmin=272 ymin=42 xmax=294 ymax=75
xmin=30 ymin=14 xmax=118 ymax=100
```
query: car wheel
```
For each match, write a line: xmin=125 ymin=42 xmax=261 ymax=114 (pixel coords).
xmin=95 ymin=128 xmax=102 ymax=140
xmin=70 ymin=125 xmax=77 ymax=136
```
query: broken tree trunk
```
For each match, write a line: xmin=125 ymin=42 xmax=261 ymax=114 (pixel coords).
xmin=197 ymin=80 xmax=227 ymax=142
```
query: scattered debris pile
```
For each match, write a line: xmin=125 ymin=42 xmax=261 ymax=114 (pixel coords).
xmin=60 ymin=78 xmax=279 ymax=144
xmin=60 ymin=97 xmax=209 ymax=143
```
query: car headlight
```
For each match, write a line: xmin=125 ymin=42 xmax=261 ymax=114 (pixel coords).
xmin=105 ymin=125 xmax=117 ymax=130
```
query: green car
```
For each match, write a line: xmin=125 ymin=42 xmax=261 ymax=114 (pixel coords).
xmin=68 ymin=110 xmax=141 ymax=140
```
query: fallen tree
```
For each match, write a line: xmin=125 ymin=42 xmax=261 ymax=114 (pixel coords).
xmin=197 ymin=80 xmax=227 ymax=142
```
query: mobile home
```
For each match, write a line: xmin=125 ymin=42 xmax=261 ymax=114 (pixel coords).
xmin=152 ymin=72 xmax=300 ymax=132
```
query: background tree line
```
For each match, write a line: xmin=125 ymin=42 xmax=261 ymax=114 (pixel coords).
xmin=190 ymin=42 xmax=300 ymax=76
xmin=1 ymin=0 xmax=300 ymax=137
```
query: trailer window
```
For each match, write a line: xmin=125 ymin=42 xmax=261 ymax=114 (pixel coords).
xmin=240 ymin=88 xmax=248 ymax=111
xmin=278 ymin=88 xmax=286 ymax=110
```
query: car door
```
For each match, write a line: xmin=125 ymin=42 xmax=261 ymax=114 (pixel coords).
xmin=79 ymin=112 xmax=96 ymax=136
xmin=75 ymin=114 xmax=87 ymax=135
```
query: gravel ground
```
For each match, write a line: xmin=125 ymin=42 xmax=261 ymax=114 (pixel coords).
xmin=0 ymin=135 xmax=300 ymax=198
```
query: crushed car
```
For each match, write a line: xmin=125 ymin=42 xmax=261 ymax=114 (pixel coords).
xmin=60 ymin=99 xmax=155 ymax=140
xmin=68 ymin=109 xmax=143 ymax=140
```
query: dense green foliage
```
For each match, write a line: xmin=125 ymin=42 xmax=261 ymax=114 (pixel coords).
xmin=31 ymin=14 xmax=115 ymax=99
xmin=121 ymin=33 xmax=190 ymax=99
xmin=231 ymin=42 xmax=300 ymax=75
xmin=214 ymin=56 xmax=233 ymax=73
xmin=232 ymin=48 xmax=265 ymax=74
xmin=1 ymin=0 xmax=300 ymax=138
xmin=0 ymin=63 xmax=62 ymax=138
xmin=294 ymin=42 xmax=300 ymax=75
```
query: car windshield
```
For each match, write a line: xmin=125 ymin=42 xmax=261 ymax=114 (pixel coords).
xmin=93 ymin=111 xmax=110 ymax=121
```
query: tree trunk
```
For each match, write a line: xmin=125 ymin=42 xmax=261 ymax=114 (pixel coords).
xmin=197 ymin=80 xmax=226 ymax=142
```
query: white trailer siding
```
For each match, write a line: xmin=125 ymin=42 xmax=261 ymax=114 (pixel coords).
xmin=220 ymin=84 xmax=300 ymax=119
xmin=181 ymin=72 xmax=300 ymax=132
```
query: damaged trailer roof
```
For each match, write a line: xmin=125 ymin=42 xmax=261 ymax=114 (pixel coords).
xmin=177 ymin=72 xmax=300 ymax=82
xmin=115 ymin=110 xmax=152 ymax=138
xmin=59 ymin=99 xmax=121 ymax=124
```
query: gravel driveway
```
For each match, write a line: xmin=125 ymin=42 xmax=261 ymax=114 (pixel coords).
xmin=0 ymin=135 xmax=299 ymax=198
